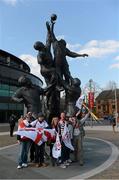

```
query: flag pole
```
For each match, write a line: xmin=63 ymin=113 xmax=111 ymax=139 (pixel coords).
xmin=83 ymin=103 xmax=98 ymax=120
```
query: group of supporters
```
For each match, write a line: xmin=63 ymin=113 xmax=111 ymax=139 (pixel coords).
xmin=16 ymin=109 xmax=89 ymax=169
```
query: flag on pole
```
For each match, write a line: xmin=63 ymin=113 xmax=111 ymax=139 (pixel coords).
xmin=75 ymin=95 xmax=85 ymax=110
xmin=88 ymin=92 xmax=94 ymax=109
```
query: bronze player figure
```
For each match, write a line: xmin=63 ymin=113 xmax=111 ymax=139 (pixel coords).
xmin=34 ymin=22 xmax=57 ymax=88
xmin=12 ymin=76 xmax=44 ymax=119
xmin=65 ymin=78 xmax=82 ymax=117
xmin=49 ymin=14 xmax=88 ymax=85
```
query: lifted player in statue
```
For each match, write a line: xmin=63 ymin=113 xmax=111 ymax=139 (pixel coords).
xmin=34 ymin=22 xmax=57 ymax=88
xmin=34 ymin=21 xmax=67 ymax=90
xmin=49 ymin=14 xmax=88 ymax=85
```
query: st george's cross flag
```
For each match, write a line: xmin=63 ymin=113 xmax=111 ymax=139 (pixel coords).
xmin=14 ymin=127 xmax=55 ymax=146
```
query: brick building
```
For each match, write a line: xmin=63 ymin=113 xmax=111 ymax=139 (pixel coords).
xmin=95 ymin=89 xmax=119 ymax=118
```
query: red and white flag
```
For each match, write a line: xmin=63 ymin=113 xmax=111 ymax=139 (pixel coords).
xmin=52 ymin=133 xmax=61 ymax=158
xmin=62 ymin=123 xmax=74 ymax=151
xmin=15 ymin=128 xmax=55 ymax=146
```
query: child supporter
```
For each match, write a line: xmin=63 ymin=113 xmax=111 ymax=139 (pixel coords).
xmin=26 ymin=112 xmax=36 ymax=163
xmin=58 ymin=112 xmax=71 ymax=168
xmin=49 ymin=117 xmax=59 ymax=166
xmin=17 ymin=115 xmax=32 ymax=169
xmin=30 ymin=112 xmax=48 ymax=167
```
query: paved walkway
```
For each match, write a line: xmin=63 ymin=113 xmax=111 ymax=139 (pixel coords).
xmin=1 ymin=123 xmax=119 ymax=179
xmin=0 ymin=132 xmax=10 ymax=135
xmin=0 ymin=136 xmax=119 ymax=179
xmin=85 ymin=125 xmax=119 ymax=132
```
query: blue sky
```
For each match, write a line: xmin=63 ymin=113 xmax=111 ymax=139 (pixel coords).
xmin=0 ymin=0 xmax=119 ymax=89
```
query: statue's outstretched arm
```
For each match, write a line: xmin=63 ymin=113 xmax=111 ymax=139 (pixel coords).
xmin=46 ymin=21 xmax=52 ymax=51
xmin=50 ymin=22 xmax=57 ymax=42
xmin=11 ymin=89 xmax=23 ymax=103
xmin=12 ymin=96 xmax=23 ymax=103
xmin=66 ymin=48 xmax=88 ymax=58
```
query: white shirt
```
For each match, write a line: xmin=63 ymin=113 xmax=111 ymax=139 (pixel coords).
xmin=30 ymin=119 xmax=48 ymax=129
xmin=73 ymin=128 xmax=80 ymax=136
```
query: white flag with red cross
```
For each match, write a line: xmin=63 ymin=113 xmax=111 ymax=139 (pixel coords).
xmin=52 ymin=133 xmax=61 ymax=158
xmin=14 ymin=127 xmax=55 ymax=146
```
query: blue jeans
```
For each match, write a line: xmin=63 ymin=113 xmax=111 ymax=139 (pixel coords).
xmin=18 ymin=140 xmax=31 ymax=166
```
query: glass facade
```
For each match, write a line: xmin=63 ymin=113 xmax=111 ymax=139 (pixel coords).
xmin=0 ymin=82 xmax=24 ymax=123
xmin=0 ymin=83 xmax=18 ymax=97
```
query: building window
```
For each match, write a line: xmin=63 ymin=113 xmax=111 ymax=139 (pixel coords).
xmin=0 ymin=89 xmax=9 ymax=96
xmin=0 ymin=83 xmax=19 ymax=97
xmin=0 ymin=56 xmax=6 ymax=64
xmin=1 ymin=84 xmax=9 ymax=90
xmin=10 ymin=60 xmax=19 ymax=68
xmin=112 ymin=105 xmax=115 ymax=109
xmin=0 ymin=103 xmax=23 ymax=110
xmin=0 ymin=103 xmax=9 ymax=110
xmin=20 ymin=64 xmax=23 ymax=69
xmin=7 ymin=57 xmax=11 ymax=65
xmin=98 ymin=105 xmax=101 ymax=109
xmin=103 ymin=105 xmax=106 ymax=111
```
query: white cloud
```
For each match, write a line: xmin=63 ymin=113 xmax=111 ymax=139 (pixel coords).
xmin=2 ymin=0 xmax=17 ymax=6
xmin=115 ymin=56 xmax=119 ymax=61
xmin=109 ymin=55 xmax=119 ymax=69
xmin=68 ymin=40 xmax=119 ymax=58
xmin=109 ymin=63 xmax=119 ymax=69
xmin=67 ymin=43 xmax=81 ymax=50
xmin=19 ymin=54 xmax=46 ymax=86
xmin=2 ymin=0 xmax=23 ymax=6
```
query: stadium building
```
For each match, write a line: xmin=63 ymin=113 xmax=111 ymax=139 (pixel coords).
xmin=0 ymin=49 xmax=43 ymax=123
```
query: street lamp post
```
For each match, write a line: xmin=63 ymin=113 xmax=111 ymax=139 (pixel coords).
xmin=112 ymin=82 xmax=118 ymax=128
xmin=89 ymin=79 xmax=93 ymax=127
xmin=114 ymin=87 xmax=118 ymax=128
